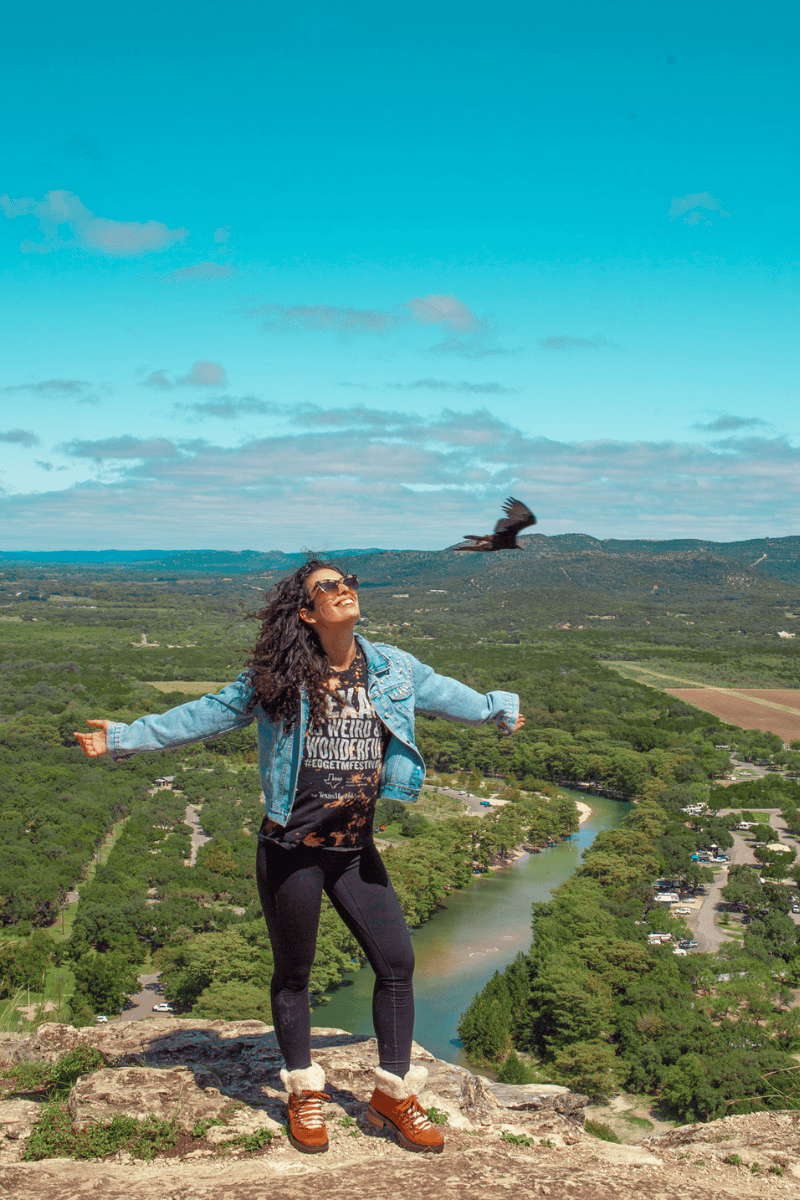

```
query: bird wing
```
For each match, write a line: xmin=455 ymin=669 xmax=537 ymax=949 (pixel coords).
xmin=493 ymin=497 xmax=536 ymax=536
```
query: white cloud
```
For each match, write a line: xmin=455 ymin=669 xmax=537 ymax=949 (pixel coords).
xmin=694 ymin=414 xmax=769 ymax=433
xmin=60 ymin=436 xmax=183 ymax=459
xmin=140 ymin=370 xmax=174 ymax=391
xmin=213 ymin=226 xmax=232 ymax=244
xmin=249 ymin=293 xmax=483 ymax=337
xmin=148 ymin=263 xmax=236 ymax=282
xmin=405 ymin=294 xmax=478 ymax=332
xmin=178 ymin=361 xmax=228 ymax=388
xmin=6 ymin=410 xmax=798 ymax=548
xmin=668 ymin=191 xmax=730 ymax=226
xmin=539 ymin=335 xmax=616 ymax=351
xmin=244 ymin=292 xmax=515 ymax=357
xmin=140 ymin=361 xmax=228 ymax=390
xmin=2 ymin=378 xmax=93 ymax=396
xmin=251 ymin=302 xmax=396 ymax=334
xmin=178 ymin=396 xmax=277 ymax=419
xmin=386 ymin=379 xmax=519 ymax=394
xmin=0 ymin=189 xmax=188 ymax=256
xmin=0 ymin=429 xmax=40 ymax=446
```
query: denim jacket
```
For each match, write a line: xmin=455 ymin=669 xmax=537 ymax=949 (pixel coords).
xmin=107 ymin=634 xmax=519 ymax=822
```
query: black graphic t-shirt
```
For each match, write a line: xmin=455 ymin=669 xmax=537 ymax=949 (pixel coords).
xmin=261 ymin=647 xmax=388 ymax=849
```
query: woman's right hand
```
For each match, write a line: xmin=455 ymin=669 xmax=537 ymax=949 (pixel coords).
xmin=74 ymin=719 xmax=112 ymax=758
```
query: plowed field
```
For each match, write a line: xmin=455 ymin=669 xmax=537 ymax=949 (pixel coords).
xmin=666 ymin=688 xmax=800 ymax=741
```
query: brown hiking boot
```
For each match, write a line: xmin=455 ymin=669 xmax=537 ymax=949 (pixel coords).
xmin=280 ymin=1064 xmax=330 ymax=1153
xmin=366 ymin=1065 xmax=444 ymax=1153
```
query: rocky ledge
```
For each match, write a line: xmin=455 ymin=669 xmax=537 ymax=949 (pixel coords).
xmin=1 ymin=1019 xmax=799 ymax=1200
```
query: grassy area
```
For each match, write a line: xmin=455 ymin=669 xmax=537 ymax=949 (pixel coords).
xmin=0 ymin=960 xmax=76 ymax=1033
xmin=47 ymin=815 xmax=130 ymax=946
xmin=416 ymin=788 xmax=469 ymax=820
xmin=585 ymin=1092 xmax=674 ymax=1143
xmin=1 ymin=815 xmax=133 ymax=1032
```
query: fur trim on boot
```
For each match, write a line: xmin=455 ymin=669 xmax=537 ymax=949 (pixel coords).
xmin=367 ymin=1065 xmax=444 ymax=1153
xmin=280 ymin=1063 xmax=326 ymax=1095
xmin=280 ymin=1063 xmax=329 ymax=1153
xmin=372 ymin=1065 xmax=429 ymax=1100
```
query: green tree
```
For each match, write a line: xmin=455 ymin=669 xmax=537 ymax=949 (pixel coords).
xmin=72 ymin=951 xmax=139 ymax=1016
xmin=525 ymin=957 xmax=612 ymax=1055
xmin=191 ymin=980 xmax=272 ymax=1021
xmin=551 ymin=1040 xmax=620 ymax=1101
xmin=721 ymin=866 xmax=764 ymax=914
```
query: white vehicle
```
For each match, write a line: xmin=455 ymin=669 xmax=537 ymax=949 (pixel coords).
xmin=95 ymin=1015 xmax=109 ymax=1023
xmin=153 ymin=1002 xmax=173 ymax=1012
xmin=674 ymin=906 xmax=692 ymax=915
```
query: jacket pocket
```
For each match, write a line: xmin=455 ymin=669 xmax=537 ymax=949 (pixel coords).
xmin=385 ymin=682 xmax=413 ymax=701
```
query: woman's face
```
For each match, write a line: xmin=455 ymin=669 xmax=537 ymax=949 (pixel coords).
xmin=299 ymin=568 xmax=360 ymax=632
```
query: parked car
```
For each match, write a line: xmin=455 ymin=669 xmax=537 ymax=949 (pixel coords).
xmin=480 ymin=800 xmax=492 ymax=807
xmin=153 ymin=1003 xmax=173 ymax=1012
xmin=95 ymin=1015 xmax=108 ymax=1024
xmin=680 ymin=940 xmax=699 ymax=949
xmin=674 ymin=906 xmax=692 ymax=915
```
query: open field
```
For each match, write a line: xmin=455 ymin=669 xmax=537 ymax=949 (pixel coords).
xmin=604 ymin=663 xmax=800 ymax=740
xmin=737 ymin=689 xmax=800 ymax=707
xmin=146 ymin=680 xmax=228 ymax=694
xmin=666 ymin=688 xmax=800 ymax=741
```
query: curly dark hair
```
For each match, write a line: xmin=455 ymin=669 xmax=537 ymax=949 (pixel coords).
xmin=245 ymin=559 xmax=346 ymax=730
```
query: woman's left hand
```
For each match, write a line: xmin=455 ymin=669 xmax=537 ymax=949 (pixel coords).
xmin=512 ymin=713 xmax=525 ymax=733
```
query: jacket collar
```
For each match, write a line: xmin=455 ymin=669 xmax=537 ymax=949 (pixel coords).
xmin=355 ymin=632 xmax=391 ymax=675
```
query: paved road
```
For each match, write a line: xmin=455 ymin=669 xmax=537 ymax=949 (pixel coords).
xmin=688 ymin=806 xmax=800 ymax=954
xmin=116 ymin=973 xmax=168 ymax=1023
xmin=424 ymin=785 xmax=497 ymax=816
xmin=691 ymin=831 xmax=756 ymax=954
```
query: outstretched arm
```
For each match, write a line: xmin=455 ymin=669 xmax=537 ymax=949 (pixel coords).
xmin=74 ymin=719 xmax=112 ymax=758
xmin=73 ymin=676 xmax=255 ymax=761
xmin=406 ymin=653 xmax=521 ymax=735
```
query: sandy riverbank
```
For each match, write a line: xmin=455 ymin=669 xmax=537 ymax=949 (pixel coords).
xmin=575 ymin=800 xmax=593 ymax=825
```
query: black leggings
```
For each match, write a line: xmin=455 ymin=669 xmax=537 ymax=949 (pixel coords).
xmin=256 ymin=837 xmax=415 ymax=1076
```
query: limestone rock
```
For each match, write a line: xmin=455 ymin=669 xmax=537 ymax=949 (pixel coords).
xmin=1 ymin=1021 xmax=799 ymax=1200
xmin=68 ymin=1065 xmax=231 ymax=1129
xmin=0 ymin=1100 xmax=41 ymax=1164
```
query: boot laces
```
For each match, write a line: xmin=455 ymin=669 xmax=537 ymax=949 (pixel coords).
xmin=294 ymin=1090 xmax=328 ymax=1129
xmin=397 ymin=1095 xmax=432 ymax=1131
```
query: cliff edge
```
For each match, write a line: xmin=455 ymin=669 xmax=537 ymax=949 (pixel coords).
xmin=1 ymin=1019 xmax=799 ymax=1199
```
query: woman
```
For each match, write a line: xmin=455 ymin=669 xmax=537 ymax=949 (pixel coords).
xmin=76 ymin=559 xmax=524 ymax=1154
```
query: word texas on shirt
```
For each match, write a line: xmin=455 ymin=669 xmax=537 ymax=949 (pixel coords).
xmin=260 ymin=648 xmax=388 ymax=849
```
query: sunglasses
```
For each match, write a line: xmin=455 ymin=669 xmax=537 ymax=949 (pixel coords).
xmin=309 ymin=574 xmax=360 ymax=599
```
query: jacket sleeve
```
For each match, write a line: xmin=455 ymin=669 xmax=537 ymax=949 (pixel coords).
xmin=406 ymin=653 xmax=519 ymax=735
xmin=105 ymin=674 xmax=255 ymax=760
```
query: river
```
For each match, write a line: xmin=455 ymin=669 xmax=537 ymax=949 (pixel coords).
xmin=314 ymin=791 xmax=628 ymax=1064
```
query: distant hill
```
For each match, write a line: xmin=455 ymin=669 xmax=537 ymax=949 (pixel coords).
xmin=2 ymin=535 xmax=798 ymax=592
xmin=0 ymin=548 xmax=382 ymax=569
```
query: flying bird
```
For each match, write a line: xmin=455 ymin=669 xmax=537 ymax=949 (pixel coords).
xmin=451 ymin=497 xmax=536 ymax=552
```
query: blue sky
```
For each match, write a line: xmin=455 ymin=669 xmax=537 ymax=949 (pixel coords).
xmin=1 ymin=0 xmax=797 ymax=550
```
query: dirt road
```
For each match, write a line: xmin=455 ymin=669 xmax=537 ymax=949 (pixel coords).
xmin=184 ymin=803 xmax=210 ymax=866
